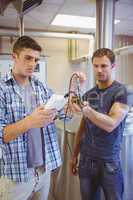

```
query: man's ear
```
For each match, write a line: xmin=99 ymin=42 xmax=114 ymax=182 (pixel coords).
xmin=12 ymin=53 xmax=18 ymax=61
xmin=111 ymin=63 xmax=116 ymax=68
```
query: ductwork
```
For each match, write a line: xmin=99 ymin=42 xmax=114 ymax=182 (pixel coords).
xmin=12 ymin=0 xmax=43 ymax=16
xmin=0 ymin=0 xmax=43 ymax=15
xmin=114 ymin=45 xmax=133 ymax=55
xmin=0 ymin=28 xmax=94 ymax=40
xmin=22 ymin=0 xmax=43 ymax=15
xmin=0 ymin=0 xmax=13 ymax=15
xmin=12 ymin=0 xmax=44 ymax=36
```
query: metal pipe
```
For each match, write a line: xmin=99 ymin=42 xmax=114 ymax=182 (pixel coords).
xmin=95 ymin=0 xmax=104 ymax=49
xmin=0 ymin=28 xmax=94 ymax=40
xmin=19 ymin=15 xmax=24 ymax=36
xmin=114 ymin=45 xmax=133 ymax=55
xmin=95 ymin=0 xmax=116 ymax=49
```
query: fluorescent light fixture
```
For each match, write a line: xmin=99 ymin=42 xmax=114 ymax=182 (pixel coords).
xmin=51 ymin=14 xmax=120 ymax=29
xmin=51 ymin=14 xmax=96 ymax=29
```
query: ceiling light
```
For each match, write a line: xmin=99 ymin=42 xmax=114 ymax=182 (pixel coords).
xmin=51 ymin=14 xmax=120 ymax=29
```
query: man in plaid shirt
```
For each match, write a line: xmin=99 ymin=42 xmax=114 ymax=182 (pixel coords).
xmin=0 ymin=36 xmax=66 ymax=200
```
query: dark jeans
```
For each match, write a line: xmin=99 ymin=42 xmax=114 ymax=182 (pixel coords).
xmin=79 ymin=158 xmax=124 ymax=200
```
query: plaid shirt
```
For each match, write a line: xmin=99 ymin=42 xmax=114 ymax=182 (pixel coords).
xmin=0 ymin=71 xmax=62 ymax=182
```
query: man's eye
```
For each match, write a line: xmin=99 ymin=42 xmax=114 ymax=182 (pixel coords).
xmin=35 ymin=58 xmax=39 ymax=63
xmin=25 ymin=56 xmax=32 ymax=60
xmin=24 ymin=56 xmax=39 ymax=63
xmin=101 ymin=64 xmax=107 ymax=68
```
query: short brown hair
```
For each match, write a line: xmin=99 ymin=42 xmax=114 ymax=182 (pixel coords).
xmin=92 ymin=48 xmax=115 ymax=64
xmin=13 ymin=35 xmax=42 ymax=54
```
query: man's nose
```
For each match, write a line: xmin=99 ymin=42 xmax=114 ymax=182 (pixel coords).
xmin=97 ymin=66 xmax=102 ymax=72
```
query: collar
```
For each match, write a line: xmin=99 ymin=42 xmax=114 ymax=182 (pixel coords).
xmin=3 ymin=69 xmax=39 ymax=83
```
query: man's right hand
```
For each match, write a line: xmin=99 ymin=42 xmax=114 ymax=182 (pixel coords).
xmin=26 ymin=105 xmax=57 ymax=129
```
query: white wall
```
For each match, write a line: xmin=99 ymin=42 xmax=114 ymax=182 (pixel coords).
xmin=37 ymin=37 xmax=90 ymax=94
